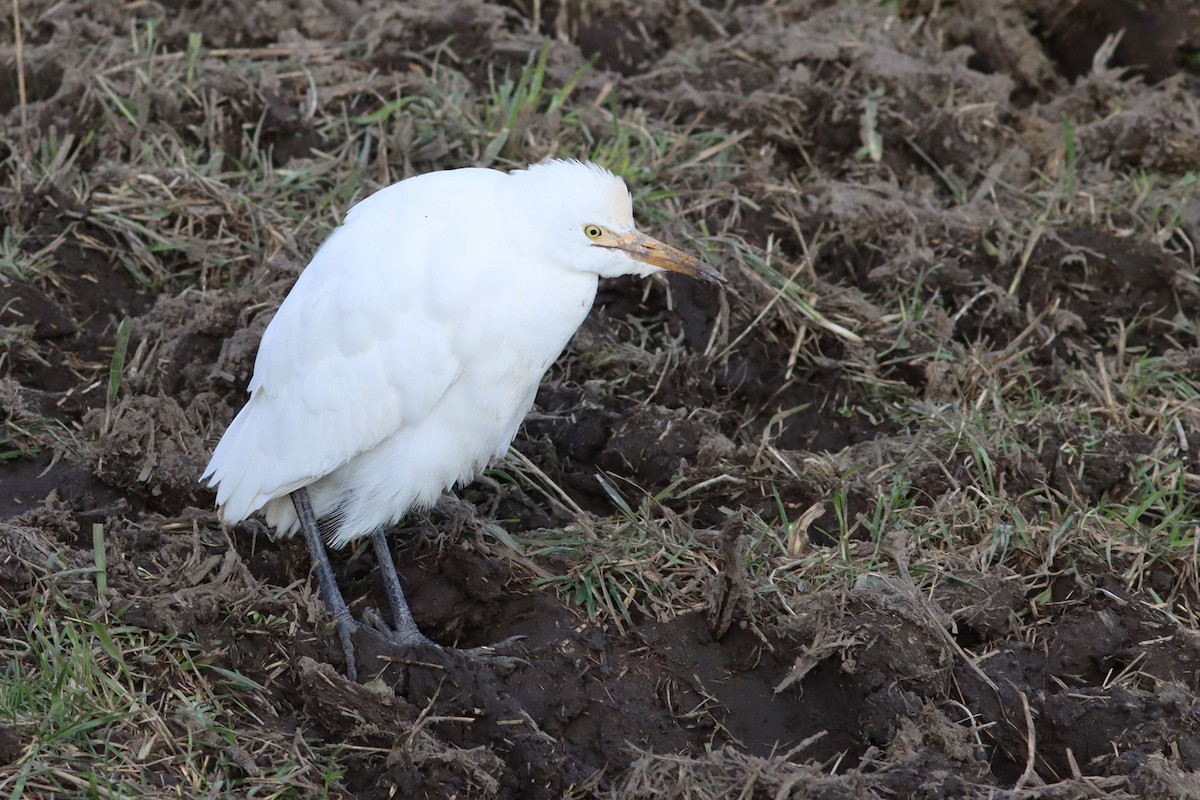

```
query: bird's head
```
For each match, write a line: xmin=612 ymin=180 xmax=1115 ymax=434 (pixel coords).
xmin=508 ymin=160 xmax=726 ymax=284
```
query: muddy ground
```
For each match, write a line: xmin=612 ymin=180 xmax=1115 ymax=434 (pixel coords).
xmin=3 ymin=0 xmax=1200 ymax=797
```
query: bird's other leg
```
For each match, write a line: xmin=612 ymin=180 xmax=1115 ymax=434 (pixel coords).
xmin=369 ymin=528 xmax=528 ymax=666
xmin=369 ymin=528 xmax=436 ymax=648
xmin=292 ymin=487 xmax=360 ymax=681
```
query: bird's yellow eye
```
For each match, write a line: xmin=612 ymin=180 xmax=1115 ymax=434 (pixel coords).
xmin=583 ymin=224 xmax=603 ymax=239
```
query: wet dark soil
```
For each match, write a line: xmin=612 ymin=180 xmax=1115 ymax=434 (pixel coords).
xmin=3 ymin=0 xmax=1200 ymax=797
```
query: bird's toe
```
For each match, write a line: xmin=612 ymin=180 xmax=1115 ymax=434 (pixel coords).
xmin=360 ymin=607 xmax=440 ymax=650
xmin=454 ymin=634 xmax=531 ymax=669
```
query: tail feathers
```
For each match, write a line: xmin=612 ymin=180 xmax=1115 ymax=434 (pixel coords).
xmin=202 ymin=410 xmax=310 ymax=526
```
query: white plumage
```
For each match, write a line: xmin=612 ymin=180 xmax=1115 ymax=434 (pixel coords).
xmin=202 ymin=160 xmax=723 ymax=548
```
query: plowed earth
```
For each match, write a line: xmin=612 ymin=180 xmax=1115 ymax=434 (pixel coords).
xmin=3 ymin=0 xmax=1200 ymax=797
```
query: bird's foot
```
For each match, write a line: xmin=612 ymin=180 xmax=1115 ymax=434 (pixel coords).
xmin=355 ymin=607 xmax=530 ymax=672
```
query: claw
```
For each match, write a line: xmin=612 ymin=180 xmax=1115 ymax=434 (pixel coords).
xmin=456 ymin=635 xmax=532 ymax=668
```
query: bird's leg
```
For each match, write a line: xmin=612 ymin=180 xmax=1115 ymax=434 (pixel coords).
xmin=291 ymin=487 xmax=360 ymax=682
xmin=369 ymin=528 xmax=436 ymax=648
xmin=369 ymin=528 xmax=527 ymax=666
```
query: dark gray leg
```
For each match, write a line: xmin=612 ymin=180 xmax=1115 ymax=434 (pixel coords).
xmin=370 ymin=528 xmax=526 ymax=663
xmin=292 ymin=487 xmax=359 ymax=681
xmin=292 ymin=490 xmax=527 ymax=677
xmin=370 ymin=528 xmax=436 ymax=647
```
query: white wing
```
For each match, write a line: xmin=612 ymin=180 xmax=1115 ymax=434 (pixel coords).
xmin=201 ymin=169 xmax=506 ymax=523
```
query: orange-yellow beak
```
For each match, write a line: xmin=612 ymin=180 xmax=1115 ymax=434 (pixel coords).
xmin=604 ymin=230 xmax=727 ymax=284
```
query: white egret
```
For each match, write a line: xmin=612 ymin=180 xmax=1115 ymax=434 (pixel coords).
xmin=202 ymin=159 xmax=725 ymax=679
